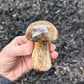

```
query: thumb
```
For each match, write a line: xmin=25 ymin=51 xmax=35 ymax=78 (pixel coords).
xmin=13 ymin=41 xmax=34 ymax=56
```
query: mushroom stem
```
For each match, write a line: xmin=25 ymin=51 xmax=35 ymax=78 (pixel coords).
xmin=31 ymin=42 xmax=52 ymax=71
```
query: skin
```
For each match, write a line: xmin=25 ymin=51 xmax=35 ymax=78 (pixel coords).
xmin=0 ymin=36 xmax=58 ymax=81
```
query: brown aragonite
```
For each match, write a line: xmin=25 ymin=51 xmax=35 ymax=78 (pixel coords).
xmin=26 ymin=21 xmax=58 ymax=71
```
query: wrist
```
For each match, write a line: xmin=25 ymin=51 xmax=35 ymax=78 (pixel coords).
xmin=0 ymin=52 xmax=16 ymax=81
xmin=0 ymin=75 xmax=14 ymax=84
xmin=0 ymin=71 xmax=15 ymax=82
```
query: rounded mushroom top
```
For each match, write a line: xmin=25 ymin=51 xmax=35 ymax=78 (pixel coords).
xmin=26 ymin=21 xmax=58 ymax=42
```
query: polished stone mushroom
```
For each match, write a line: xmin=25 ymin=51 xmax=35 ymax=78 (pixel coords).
xmin=26 ymin=21 xmax=58 ymax=71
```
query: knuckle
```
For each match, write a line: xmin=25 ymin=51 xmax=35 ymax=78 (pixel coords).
xmin=15 ymin=36 xmax=20 ymax=40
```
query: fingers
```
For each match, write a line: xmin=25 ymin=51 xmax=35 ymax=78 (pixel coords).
xmin=11 ymin=36 xmax=29 ymax=45
xmin=50 ymin=51 xmax=58 ymax=59
xmin=10 ymin=36 xmax=57 ymax=58
xmin=16 ymin=36 xmax=28 ymax=45
xmin=12 ymin=41 xmax=34 ymax=56
xmin=14 ymin=41 xmax=58 ymax=58
xmin=49 ymin=42 xmax=58 ymax=59
xmin=49 ymin=42 xmax=56 ymax=51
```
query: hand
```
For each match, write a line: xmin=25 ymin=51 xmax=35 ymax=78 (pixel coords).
xmin=0 ymin=36 xmax=58 ymax=81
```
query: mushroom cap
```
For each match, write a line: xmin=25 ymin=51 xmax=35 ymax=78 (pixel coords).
xmin=26 ymin=21 xmax=58 ymax=42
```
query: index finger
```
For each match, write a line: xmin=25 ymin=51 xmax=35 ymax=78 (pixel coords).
xmin=11 ymin=36 xmax=29 ymax=45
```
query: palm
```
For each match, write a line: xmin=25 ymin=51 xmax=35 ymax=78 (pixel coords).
xmin=9 ymin=55 xmax=32 ymax=80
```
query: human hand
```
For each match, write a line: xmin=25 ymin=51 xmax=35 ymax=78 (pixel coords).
xmin=0 ymin=36 xmax=58 ymax=81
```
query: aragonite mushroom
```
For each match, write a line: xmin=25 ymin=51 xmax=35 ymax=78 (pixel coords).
xmin=26 ymin=21 xmax=58 ymax=71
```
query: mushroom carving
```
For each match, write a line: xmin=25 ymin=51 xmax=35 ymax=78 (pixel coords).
xmin=26 ymin=21 xmax=58 ymax=71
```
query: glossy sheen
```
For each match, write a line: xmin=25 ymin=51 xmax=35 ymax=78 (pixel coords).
xmin=26 ymin=21 xmax=58 ymax=42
